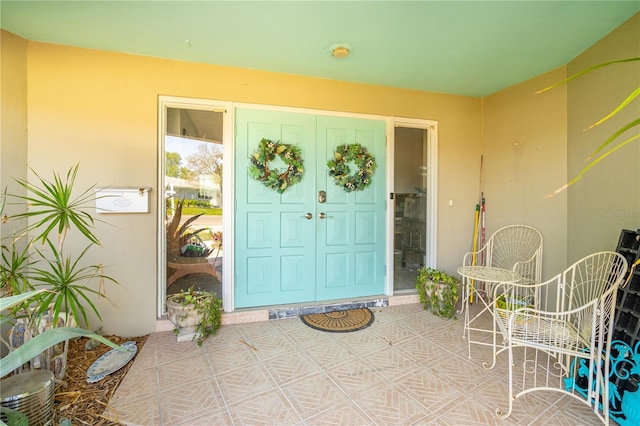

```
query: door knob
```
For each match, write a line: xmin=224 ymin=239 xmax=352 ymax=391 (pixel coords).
xmin=319 ymin=212 xmax=327 ymax=219
xmin=303 ymin=213 xmax=313 ymax=219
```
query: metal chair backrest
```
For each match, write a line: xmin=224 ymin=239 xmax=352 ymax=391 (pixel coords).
xmin=560 ymin=251 xmax=628 ymax=342
xmin=485 ymin=225 xmax=543 ymax=283
xmin=495 ymin=251 xmax=628 ymax=423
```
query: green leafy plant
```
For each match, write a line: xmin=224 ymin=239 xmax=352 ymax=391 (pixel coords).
xmin=166 ymin=198 xmax=214 ymax=259
xmin=11 ymin=164 xmax=101 ymax=246
xmin=1 ymin=290 xmax=125 ymax=378
xmin=166 ymin=286 xmax=222 ymax=346
xmin=416 ymin=267 xmax=460 ymax=319
xmin=0 ymin=405 xmax=28 ymax=426
xmin=540 ymin=57 xmax=640 ymax=196
xmin=0 ymin=241 xmax=31 ymax=297
xmin=0 ymin=164 xmax=118 ymax=377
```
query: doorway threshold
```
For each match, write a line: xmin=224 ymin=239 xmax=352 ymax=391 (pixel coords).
xmin=267 ymin=295 xmax=388 ymax=320
xmin=156 ymin=293 xmax=419 ymax=331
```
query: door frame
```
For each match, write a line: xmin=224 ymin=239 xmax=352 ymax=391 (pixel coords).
xmin=386 ymin=118 xmax=438 ymax=294
xmin=157 ymin=96 xmax=234 ymax=317
xmin=157 ymin=98 xmax=438 ymax=315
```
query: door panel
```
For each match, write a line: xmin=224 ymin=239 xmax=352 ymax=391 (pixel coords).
xmin=235 ymin=109 xmax=317 ymax=308
xmin=235 ymin=109 xmax=386 ymax=308
xmin=315 ymin=116 xmax=386 ymax=301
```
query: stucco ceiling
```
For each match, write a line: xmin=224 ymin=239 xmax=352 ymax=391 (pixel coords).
xmin=1 ymin=1 xmax=638 ymax=97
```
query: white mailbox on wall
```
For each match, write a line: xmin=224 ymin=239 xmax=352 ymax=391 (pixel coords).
xmin=95 ymin=187 xmax=151 ymax=214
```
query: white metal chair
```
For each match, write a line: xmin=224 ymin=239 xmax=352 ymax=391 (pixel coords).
xmin=464 ymin=224 xmax=543 ymax=284
xmin=460 ymin=225 xmax=543 ymax=358
xmin=493 ymin=251 xmax=628 ymax=424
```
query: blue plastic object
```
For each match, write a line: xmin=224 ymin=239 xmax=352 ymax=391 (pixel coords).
xmin=565 ymin=340 xmax=640 ymax=425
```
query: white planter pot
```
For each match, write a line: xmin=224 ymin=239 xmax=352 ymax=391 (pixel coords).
xmin=166 ymin=297 xmax=204 ymax=332
xmin=420 ymin=279 xmax=459 ymax=318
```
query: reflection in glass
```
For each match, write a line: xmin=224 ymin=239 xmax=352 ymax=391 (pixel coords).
xmin=164 ymin=108 xmax=224 ymax=301
xmin=393 ymin=127 xmax=428 ymax=291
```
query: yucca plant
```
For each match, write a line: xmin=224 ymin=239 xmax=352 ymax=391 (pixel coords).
xmin=30 ymin=239 xmax=115 ymax=328
xmin=542 ymin=57 xmax=640 ymax=197
xmin=0 ymin=241 xmax=32 ymax=296
xmin=166 ymin=198 xmax=212 ymax=259
xmin=12 ymin=164 xmax=102 ymax=247
xmin=0 ymin=164 xmax=118 ymax=378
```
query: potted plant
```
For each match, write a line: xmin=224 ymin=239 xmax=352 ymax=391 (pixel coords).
xmin=166 ymin=198 xmax=213 ymax=260
xmin=0 ymin=289 xmax=127 ymax=423
xmin=0 ymin=164 xmax=118 ymax=378
xmin=166 ymin=286 xmax=221 ymax=346
xmin=1 ymin=179 xmax=125 ymax=425
xmin=416 ymin=267 xmax=460 ymax=319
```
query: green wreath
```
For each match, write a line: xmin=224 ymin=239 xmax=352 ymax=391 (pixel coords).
xmin=327 ymin=143 xmax=377 ymax=192
xmin=248 ymin=138 xmax=304 ymax=194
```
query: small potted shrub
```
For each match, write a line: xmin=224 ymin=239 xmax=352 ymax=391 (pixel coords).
xmin=416 ymin=267 xmax=460 ymax=319
xmin=166 ymin=286 xmax=222 ymax=346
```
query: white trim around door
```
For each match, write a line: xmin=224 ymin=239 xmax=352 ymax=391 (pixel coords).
xmin=157 ymin=96 xmax=234 ymax=317
xmin=385 ymin=117 xmax=438 ymax=296
xmin=157 ymin=97 xmax=438 ymax=316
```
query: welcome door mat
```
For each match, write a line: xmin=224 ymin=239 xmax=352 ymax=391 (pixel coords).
xmin=300 ymin=308 xmax=374 ymax=333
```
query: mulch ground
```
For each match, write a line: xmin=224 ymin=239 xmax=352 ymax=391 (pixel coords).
xmin=52 ymin=334 xmax=149 ymax=426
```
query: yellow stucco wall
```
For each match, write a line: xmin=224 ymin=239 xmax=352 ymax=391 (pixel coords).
xmin=0 ymin=31 xmax=28 ymax=236
xmin=0 ymin=30 xmax=29 ymax=358
xmin=11 ymin=37 xmax=482 ymax=336
xmin=566 ymin=13 xmax=640 ymax=262
xmin=482 ymin=67 xmax=568 ymax=280
xmin=481 ymin=12 xmax=639 ymax=277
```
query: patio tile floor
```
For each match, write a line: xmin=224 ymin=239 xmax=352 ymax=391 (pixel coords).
xmin=110 ymin=302 xmax=603 ymax=425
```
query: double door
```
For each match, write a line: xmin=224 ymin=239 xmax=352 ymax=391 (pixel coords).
xmin=234 ymin=109 xmax=386 ymax=308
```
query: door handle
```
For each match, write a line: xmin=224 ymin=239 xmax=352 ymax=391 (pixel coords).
xmin=319 ymin=212 xmax=332 ymax=219
xmin=303 ymin=213 xmax=313 ymax=220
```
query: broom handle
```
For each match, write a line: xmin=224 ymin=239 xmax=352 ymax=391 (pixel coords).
xmin=470 ymin=204 xmax=480 ymax=304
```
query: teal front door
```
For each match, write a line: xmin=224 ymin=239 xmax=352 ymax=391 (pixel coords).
xmin=235 ymin=108 xmax=386 ymax=308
